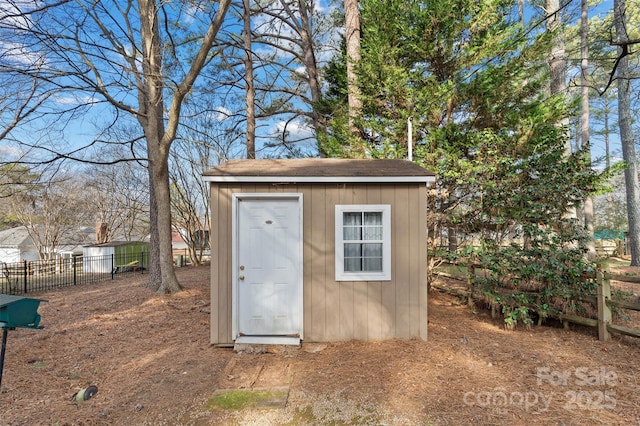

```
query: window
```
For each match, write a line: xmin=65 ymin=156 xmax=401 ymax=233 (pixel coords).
xmin=335 ymin=205 xmax=391 ymax=281
xmin=194 ymin=230 xmax=210 ymax=250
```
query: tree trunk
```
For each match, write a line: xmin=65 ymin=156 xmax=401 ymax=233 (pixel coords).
xmin=139 ymin=0 xmax=181 ymax=293
xmin=345 ymin=0 xmax=362 ymax=132
xmin=546 ymin=0 xmax=569 ymax=153
xmin=581 ymin=0 xmax=595 ymax=258
xmin=138 ymin=0 xmax=230 ymax=291
xmin=297 ymin=0 xmax=323 ymax=135
xmin=275 ymin=0 xmax=325 ymax=147
xmin=547 ymin=0 xmax=575 ymax=221
xmin=148 ymin=145 xmax=181 ymax=292
xmin=604 ymin=96 xmax=611 ymax=170
xmin=614 ymin=0 xmax=640 ymax=265
xmin=147 ymin=167 xmax=161 ymax=290
xmin=243 ymin=0 xmax=256 ymax=159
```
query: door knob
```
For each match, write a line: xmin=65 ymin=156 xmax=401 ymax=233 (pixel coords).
xmin=239 ymin=275 xmax=245 ymax=280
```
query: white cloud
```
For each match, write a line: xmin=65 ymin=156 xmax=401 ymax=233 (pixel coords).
xmin=0 ymin=1 xmax=33 ymax=30
xmin=212 ymin=106 xmax=232 ymax=122
xmin=0 ymin=40 xmax=44 ymax=67
xmin=0 ymin=143 xmax=26 ymax=160
xmin=54 ymin=94 xmax=99 ymax=106
xmin=272 ymin=119 xmax=314 ymax=141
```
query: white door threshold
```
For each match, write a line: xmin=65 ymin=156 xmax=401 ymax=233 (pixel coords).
xmin=234 ymin=336 xmax=301 ymax=346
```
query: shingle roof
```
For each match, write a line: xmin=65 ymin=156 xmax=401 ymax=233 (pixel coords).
xmin=0 ymin=226 xmax=31 ymax=247
xmin=203 ymin=158 xmax=435 ymax=183
xmin=84 ymin=241 xmax=149 ymax=248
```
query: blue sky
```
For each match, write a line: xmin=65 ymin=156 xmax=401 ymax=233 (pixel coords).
xmin=0 ymin=0 xmax=633 ymax=169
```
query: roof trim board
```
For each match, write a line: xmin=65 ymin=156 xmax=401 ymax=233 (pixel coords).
xmin=203 ymin=175 xmax=434 ymax=183
xmin=202 ymin=158 xmax=436 ymax=184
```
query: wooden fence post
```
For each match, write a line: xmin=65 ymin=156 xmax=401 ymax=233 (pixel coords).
xmin=22 ymin=260 xmax=27 ymax=294
xmin=467 ymin=264 xmax=475 ymax=308
xmin=597 ymin=266 xmax=612 ymax=341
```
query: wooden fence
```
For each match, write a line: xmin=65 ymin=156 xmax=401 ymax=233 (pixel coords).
xmin=433 ymin=262 xmax=640 ymax=342
xmin=562 ymin=270 xmax=640 ymax=341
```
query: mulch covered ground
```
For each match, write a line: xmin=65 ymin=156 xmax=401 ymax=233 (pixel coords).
xmin=1 ymin=265 xmax=639 ymax=425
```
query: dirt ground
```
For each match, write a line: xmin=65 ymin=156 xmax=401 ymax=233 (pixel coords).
xmin=1 ymin=265 xmax=640 ymax=425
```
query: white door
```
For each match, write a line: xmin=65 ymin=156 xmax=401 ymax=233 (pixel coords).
xmin=236 ymin=197 xmax=303 ymax=338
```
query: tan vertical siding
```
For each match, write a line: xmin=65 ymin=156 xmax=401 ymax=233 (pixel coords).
xmin=210 ymin=184 xmax=233 ymax=344
xmin=210 ymin=181 xmax=427 ymax=344
xmin=323 ymin=186 xmax=340 ymax=341
xmin=418 ymin=184 xmax=428 ymax=340
xmin=380 ymin=185 xmax=397 ymax=340
xmin=405 ymin=184 xmax=421 ymax=338
xmin=210 ymin=185 xmax=220 ymax=344
xmin=219 ymin=185 xmax=239 ymax=343
xmin=365 ymin=184 xmax=383 ymax=341
xmin=394 ymin=184 xmax=411 ymax=339
xmin=308 ymin=185 xmax=327 ymax=341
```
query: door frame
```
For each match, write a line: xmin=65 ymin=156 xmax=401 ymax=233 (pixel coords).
xmin=231 ymin=193 xmax=304 ymax=342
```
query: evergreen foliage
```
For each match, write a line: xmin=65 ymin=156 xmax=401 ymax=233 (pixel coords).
xmin=321 ymin=0 xmax=611 ymax=326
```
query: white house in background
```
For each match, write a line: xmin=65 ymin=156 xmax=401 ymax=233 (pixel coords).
xmin=172 ymin=230 xmax=189 ymax=252
xmin=82 ymin=241 xmax=150 ymax=273
xmin=0 ymin=227 xmax=40 ymax=263
xmin=0 ymin=226 xmax=95 ymax=264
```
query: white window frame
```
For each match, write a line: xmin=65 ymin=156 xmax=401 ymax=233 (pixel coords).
xmin=335 ymin=204 xmax=391 ymax=281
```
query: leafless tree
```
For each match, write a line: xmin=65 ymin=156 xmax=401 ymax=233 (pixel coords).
xmin=83 ymin=151 xmax=150 ymax=243
xmin=216 ymin=0 xmax=331 ymax=154
xmin=1 ymin=0 xmax=232 ymax=292
xmin=169 ymin=98 xmax=244 ymax=266
xmin=10 ymin=176 xmax=92 ymax=260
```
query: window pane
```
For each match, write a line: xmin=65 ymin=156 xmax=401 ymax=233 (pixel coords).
xmin=344 ymin=241 xmax=362 ymax=272
xmin=344 ymin=243 xmax=362 ymax=257
xmin=363 ymin=257 xmax=383 ymax=272
xmin=363 ymin=212 xmax=382 ymax=240
xmin=344 ymin=243 xmax=364 ymax=272
xmin=362 ymin=243 xmax=383 ymax=272
xmin=344 ymin=212 xmax=362 ymax=225
xmin=343 ymin=212 xmax=362 ymax=240
xmin=343 ymin=226 xmax=361 ymax=240
xmin=362 ymin=243 xmax=382 ymax=257
xmin=364 ymin=212 xmax=382 ymax=225
xmin=344 ymin=257 xmax=361 ymax=272
xmin=363 ymin=225 xmax=382 ymax=240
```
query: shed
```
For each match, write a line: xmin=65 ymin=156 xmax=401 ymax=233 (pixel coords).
xmin=82 ymin=241 xmax=149 ymax=273
xmin=203 ymin=158 xmax=435 ymax=346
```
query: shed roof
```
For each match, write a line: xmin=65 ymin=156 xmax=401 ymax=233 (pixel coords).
xmin=203 ymin=158 xmax=435 ymax=183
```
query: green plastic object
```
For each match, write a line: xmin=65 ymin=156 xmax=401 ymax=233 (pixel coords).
xmin=0 ymin=295 xmax=46 ymax=329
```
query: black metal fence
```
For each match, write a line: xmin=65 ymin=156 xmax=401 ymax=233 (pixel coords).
xmin=1 ymin=252 xmax=148 ymax=295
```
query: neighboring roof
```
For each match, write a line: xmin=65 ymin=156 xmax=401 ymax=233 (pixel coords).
xmin=84 ymin=241 xmax=149 ymax=248
xmin=595 ymin=229 xmax=626 ymax=240
xmin=0 ymin=226 xmax=96 ymax=255
xmin=0 ymin=226 xmax=31 ymax=248
xmin=202 ymin=158 xmax=435 ymax=183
